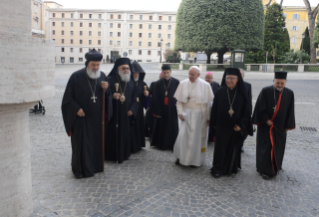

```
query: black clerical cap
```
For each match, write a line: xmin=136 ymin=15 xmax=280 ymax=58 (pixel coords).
xmin=131 ymin=60 xmax=145 ymax=81
xmin=162 ymin=64 xmax=171 ymax=71
xmin=225 ymin=68 xmax=240 ymax=76
xmin=274 ymin=71 xmax=288 ymax=80
xmin=85 ymin=49 xmax=103 ymax=67
xmin=108 ymin=58 xmax=133 ymax=78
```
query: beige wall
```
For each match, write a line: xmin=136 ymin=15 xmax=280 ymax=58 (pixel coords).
xmin=31 ymin=0 xmax=45 ymax=37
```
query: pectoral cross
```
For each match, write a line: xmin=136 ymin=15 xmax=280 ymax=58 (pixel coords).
xmin=91 ymin=94 xmax=97 ymax=103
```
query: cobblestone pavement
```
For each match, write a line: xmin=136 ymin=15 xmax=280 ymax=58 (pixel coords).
xmin=30 ymin=64 xmax=319 ymax=217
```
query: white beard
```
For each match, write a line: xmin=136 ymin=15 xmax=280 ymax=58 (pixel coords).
xmin=134 ymin=76 xmax=139 ymax=82
xmin=87 ymin=67 xmax=101 ymax=79
xmin=118 ymin=70 xmax=131 ymax=83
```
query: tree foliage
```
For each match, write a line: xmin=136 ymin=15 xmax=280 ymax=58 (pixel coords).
xmin=164 ymin=50 xmax=181 ymax=63
xmin=281 ymin=49 xmax=310 ymax=64
xmin=175 ymin=0 xmax=264 ymax=63
xmin=300 ymin=27 xmax=310 ymax=55
xmin=314 ymin=13 xmax=319 ymax=48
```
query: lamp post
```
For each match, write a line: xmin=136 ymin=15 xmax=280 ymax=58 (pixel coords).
xmin=160 ymin=38 xmax=163 ymax=63
xmin=300 ymin=32 xmax=305 ymax=64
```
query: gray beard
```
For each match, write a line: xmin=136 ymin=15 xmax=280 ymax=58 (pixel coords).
xmin=87 ymin=67 xmax=101 ymax=79
xmin=134 ymin=77 xmax=139 ymax=82
xmin=118 ymin=70 xmax=131 ymax=83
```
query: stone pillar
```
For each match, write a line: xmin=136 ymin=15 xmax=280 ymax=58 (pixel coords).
xmin=179 ymin=63 xmax=183 ymax=70
xmin=0 ymin=1 xmax=55 ymax=217
xmin=267 ymin=64 xmax=275 ymax=73
xmin=298 ymin=64 xmax=304 ymax=73
xmin=246 ymin=65 xmax=251 ymax=72
xmin=159 ymin=63 xmax=163 ymax=69
xmin=199 ymin=64 xmax=207 ymax=72
xmin=259 ymin=65 xmax=263 ymax=72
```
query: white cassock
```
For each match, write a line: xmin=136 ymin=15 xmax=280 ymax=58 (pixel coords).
xmin=173 ymin=78 xmax=214 ymax=167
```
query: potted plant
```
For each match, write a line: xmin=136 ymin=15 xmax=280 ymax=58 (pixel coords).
xmin=106 ymin=55 xmax=110 ymax=63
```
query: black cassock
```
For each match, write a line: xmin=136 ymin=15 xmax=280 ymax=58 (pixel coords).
xmin=105 ymin=75 xmax=138 ymax=163
xmin=130 ymin=80 xmax=149 ymax=153
xmin=252 ymin=86 xmax=295 ymax=176
xmin=208 ymin=81 xmax=220 ymax=142
xmin=61 ymin=68 xmax=111 ymax=178
xmin=151 ymin=77 xmax=179 ymax=150
xmin=210 ymin=87 xmax=250 ymax=175
xmin=145 ymin=81 xmax=156 ymax=138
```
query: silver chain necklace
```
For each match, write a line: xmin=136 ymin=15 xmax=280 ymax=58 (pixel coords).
xmin=273 ymin=86 xmax=284 ymax=112
xmin=187 ymin=81 xmax=197 ymax=101
xmin=86 ymin=72 xmax=98 ymax=103
xmin=227 ymin=87 xmax=237 ymax=117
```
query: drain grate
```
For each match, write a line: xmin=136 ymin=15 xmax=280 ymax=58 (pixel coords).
xmin=300 ymin=126 xmax=317 ymax=132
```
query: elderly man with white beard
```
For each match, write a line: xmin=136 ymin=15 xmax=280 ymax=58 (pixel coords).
xmin=174 ymin=66 xmax=214 ymax=167
xmin=105 ymin=58 xmax=139 ymax=163
xmin=62 ymin=49 xmax=110 ymax=179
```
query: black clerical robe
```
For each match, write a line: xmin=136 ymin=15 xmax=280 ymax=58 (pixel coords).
xmin=145 ymin=81 xmax=156 ymax=138
xmin=105 ymin=75 xmax=138 ymax=163
xmin=252 ymin=86 xmax=295 ymax=176
xmin=130 ymin=81 xmax=149 ymax=153
xmin=61 ymin=68 xmax=111 ymax=178
xmin=210 ymin=86 xmax=250 ymax=175
xmin=208 ymin=81 xmax=220 ymax=142
xmin=151 ymin=77 xmax=179 ymax=150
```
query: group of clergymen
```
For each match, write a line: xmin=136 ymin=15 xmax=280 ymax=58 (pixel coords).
xmin=62 ymin=49 xmax=295 ymax=180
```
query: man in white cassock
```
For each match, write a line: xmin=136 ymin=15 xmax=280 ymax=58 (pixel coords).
xmin=173 ymin=66 xmax=214 ymax=167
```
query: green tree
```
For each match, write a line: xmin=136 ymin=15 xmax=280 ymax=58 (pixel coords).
xmin=313 ymin=12 xmax=319 ymax=48
xmin=175 ymin=0 xmax=264 ymax=64
xmin=281 ymin=49 xmax=310 ymax=64
xmin=300 ymin=27 xmax=310 ymax=56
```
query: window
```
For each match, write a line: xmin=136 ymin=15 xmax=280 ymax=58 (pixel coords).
xmin=168 ymin=16 xmax=172 ymax=21
xmin=79 ymin=31 xmax=83 ymax=36
xmin=80 ymin=22 xmax=83 ymax=27
xmin=148 ymin=51 xmax=151 ymax=55
xmin=61 ymin=47 xmax=64 ymax=52
xmin=70 ymin=31 xmax=73 ymax=35
xmin=98 ymin=40 xmax=101 ymax=45
xmin=34 ymin=20 xmax=38 ymax=29
xmin=168 ymin=25 xmax=172 ymax=30
xmin=317 ymin=51 xmax=319 ymax=56
xmin=70 ymin=48 xmax=73 ymax=52
xmin=98 ymin=23 xmax=102 ymax=28
xmin=158 ymin=25 xmax=162 ymax=30
xmin=283 ymin=13 xmax=287 ymax=18
xmin=79 ymin=39 xmax=83 ymax=44
xmin=61 ymin=57 xmax=65 ymax=63
xmin=34 ymin=4 xmax=38 ymax=14
xmin=293 ymin=13 xmax=300 ymax=20
xmin=89 ymin=23 xmax=92 ymax=27
xmin=52 ymin=30 xmax=55 ymax=35
xmin=62 ymin=13 xmax=65 ymax=18
xmin=129 ymin=50 xmax=132 ymax=55
xmin=118 ymin=15 xmax=121 ymax=19
xmin=117 ymin=32 xmax=121 ymax=37
xmin=148 ymin=33 xmax=152 ymax=38
xmin=61 ymin=30 xmax=64 ymax=35
xmin=79 ymin=48 xmax=83 ymax=53
xmin=89 ymin=31 xmax=92 ymax=36
xmin=148 ymin=42 xmax=152 ymax=47
xmin=52 ymin=22 xmax=55 ymax=26
xmin=138 ymin=50 xmax=142 ymax=55
xmin=79 ymin=57 xmax=83 ymax=62
xmin=149 ymin=15 xmax=153 ymax=20
xmin=130 ymin=15 xmax=133 ymax=19
xmin=110 ymin=14 xmax=114 ymax=19
xmin=167 ymin=34 xmax=171 ymax=39
xmin=138 ymin=41 xmax=142 ymax=46
xmin=70 ymin=22 xmax=74 ymax=27
xmin=110 ymin=32 xmax=113 ymax=37
xmin=139 ymin=15 xmax=143 ymax=20
xmin=291 ymin=26 xmax=299 ymax=31
xmin=167 ymin=43 xmax=171 ymax=48
xmin=98 ymin=31 xmax=101 ymax=36
xmin=158 ymin=33 xmax=162 ymax=38
xmin=71 ymin=13 xmax=74 ymax=18
xmin=139 ymin=24 xmax=143 ymax=29
xmin=139 ymin=33 xmax=142 ymax=38
xmin=117 ymin=41 xmax=121 ymax=46
xmin=70 ymin=57 xmax=74 ymax=63
xmin=89 ymin=40 xmax=92 ymax=45
xmin=110 ymin=40 xmax=113 ymax=45
xmin=129 ymin=41 xmax=133 ymax=46
xmin=110 ymin=23 xmax=113 ymax=28
xmin=148 ymin=24 xmax=152 ymax=29
xmin=52 ymin=13 xmax=55 ymax=18
xmin=89 ymin=14 xmax=92 ymax=19
xmin=158 ymin=51 xmax=161 ymax=56
xmin=89 ymin=49 xmax=92 ymax=51
xmin=61 ymin=22 xmax=64 ymax=27
xmin=98 ymin=49 xmax=102 ymax=53
xmin=129 ymin=24 xmax=133 ymax=29
xmin=70 ymin=39 xmax=73 ymax=44
xmin=118 ymin=23 xmax=121 ymax=28
xmin=98 ymin=14 xmax=102 ymax=19
xmin=291 ymin=36 xmax=296 ymax=44
xmin=157 ymin=42 xmax=161 ymax=47
xmin=159 ymin=16 xmax=162 ymax=20
xmin=80 ymin=14 xmax=83 ymax=18
xmin=61 ymin=39 xmax=64 ymax=44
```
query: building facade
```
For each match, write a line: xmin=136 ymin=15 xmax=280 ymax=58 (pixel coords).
xmin=31 ymin=0 xmax=46 ymax=37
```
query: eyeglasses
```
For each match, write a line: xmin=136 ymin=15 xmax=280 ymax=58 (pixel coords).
xmin=121 ymin=67 xmax=130 ymax=70
xmin=226 ymin=77 xmax=238 ymax=81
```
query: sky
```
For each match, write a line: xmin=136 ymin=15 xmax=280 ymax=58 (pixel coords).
xmin=57 ymin=0 xmax=319 ymax=11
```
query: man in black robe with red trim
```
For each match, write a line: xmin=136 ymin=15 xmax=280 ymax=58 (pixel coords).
xmin=252 ymin=71 xmax=295 ymax=179
xmin=61 ymin=49 xmax=111 ymax=179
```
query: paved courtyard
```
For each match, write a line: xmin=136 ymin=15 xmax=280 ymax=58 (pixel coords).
xmin=30 ymin=63 xmax=319 ymax=217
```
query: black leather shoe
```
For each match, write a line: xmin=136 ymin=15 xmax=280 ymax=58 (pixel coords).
xmin=175 ymin=159 xmax=180 ymax=165
xmin=74 ymin=173 xmax=82 ymax=179
xmin=211 ymin=171 xmax=222 ymax=178
xmin=261 ymin=174 xmax=271 ymax=180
